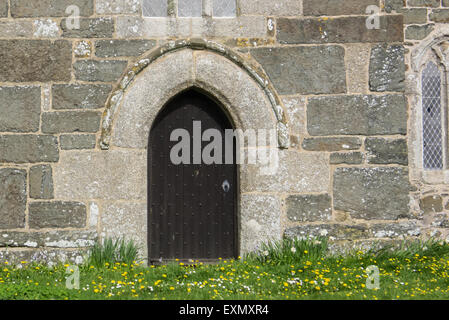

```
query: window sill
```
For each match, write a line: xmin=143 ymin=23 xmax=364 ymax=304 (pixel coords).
xmin=421 ymin=169 xmax=448 ymax=184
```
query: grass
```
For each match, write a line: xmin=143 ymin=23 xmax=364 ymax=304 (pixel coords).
xmin=87 ymin=238 xmax=140 ymax=268
xmin=2 ymin=238 xmax=449 ymax=300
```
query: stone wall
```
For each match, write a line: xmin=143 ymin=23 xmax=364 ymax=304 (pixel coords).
xmin=0 ymin=0 xmax=448 ymax=264
xmin=397 ymin=0 xmax=449 ymax=241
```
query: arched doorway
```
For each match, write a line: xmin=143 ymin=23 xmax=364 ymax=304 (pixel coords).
xmin=148 ymin=89 xmax=238 ymax=262
xmin=95 ymin=47 xmax=285 ymax=260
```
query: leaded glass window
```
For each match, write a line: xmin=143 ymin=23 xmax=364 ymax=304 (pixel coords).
xmin=142 ymin=0 xmax=236 ymax=17
xmin=178 ymin=0 xmax=202 ymax=17
xmin=422 ymin=61 xmax=444 ymax=170
xmin=213 ymin=0 xmax=236 ymax=17
xmin=142 ymin=0 xmax=167 ymax=17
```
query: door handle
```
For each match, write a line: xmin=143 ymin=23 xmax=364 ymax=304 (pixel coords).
xmin=222 ymin=180 xmax=230 ymax=193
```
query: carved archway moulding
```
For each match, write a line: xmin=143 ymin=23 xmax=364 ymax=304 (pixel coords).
xmin=99 ymin=38 xmax=289 ymax=150
xmin=411 ymin=26 xmax=449 ymax=72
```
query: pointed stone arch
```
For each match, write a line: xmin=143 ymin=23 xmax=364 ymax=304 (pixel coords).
xmin=409 ymin=28 xmax=449 ymax=184
xmin=83 ymin=39 xmax=293 ymax=259
xmin=99 ymin=39 xmax=289 ymax=151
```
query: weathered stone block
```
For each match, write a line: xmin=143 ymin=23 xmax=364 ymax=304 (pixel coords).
xmin=42 ymin=111 xmax=101 ymax=134
xmin=385 ymin=0 xmax=404 ymax=12
xmin=53 ymin=150 xmax=146 ymax=201
xmin=0 ymin=169 xmax=26 ymax=230
xmin=95 ymin=40 xmax=156 ymax=57
xmin=251 ymin=46 xmax=346 ymax=95
xmin=74 ymin=60 xmax=127 ymax=82
xmin=240 ymin=194 xmax=282 ymax=254
xmin=408 ymin=0 xmax=440 ymax=7
xmin=74 ymin=40 xmax=92 ymax=58
xmin=29 ymin=202 xmax=87 ymax=229
xmin=406 ymin=24 xmax=434 ymax=40
xmin=429 ymin=9 xmax=449 ymax=22
xmin=0 ymin=0 xmax=7 ymax=17
xmin=29 ymin=165 xmax=54 ymax=200
xmin=96 ymin=0 xmax=140 ymax=14
xmin=286 ymin=194 xmax=332 ymax=222
xmin=276 ymin=16 xmax=403 ymax=44
xmin=60 ymin=134 xmax=97 ymax=150
xmin=365 ymin=138 xmax=408 ymax=165
xmin=307 ymin=95 xmax=407 ymax=136
xmin=61 ymin=17 xmax=114 ymax=38
xmin=420 ymin=195 xmax=443 ymax=214
xmin=431 ymin=214 xmax=449 ymax=228
xmin=0 ymin=21 xmax=33 ymax=37
xmin=116 ymin=16 xmax=187 ymax=38
xmin=0 ymin=40 xmax=72 ymax=82
xmin=333 ymin=167 xmax=411 ymax=220
xmin=239 ymin=0 xmax=302 ymax=15
xmin=193 ymin=16 xmax=267 ymax=38
xmin=303 ymin=0 xmax=379 ymax=16
xmin=330 ymin=152 xmax=364 ymax=165
xmin=302 ymin=137 xmax=362 ymax=152
xmin=0 ymin=230 xmax=97 ymax=248
xmin=285 ymin=224 xmax=369 ymax=241
xmin=345 ymin=44 xmax=371 ymax=94
xmin=0 ymin=135 xmax=59 ymax=163
xmin=52 ymin=84 xmax=111 ymax=110
xmin=327 ymin=239 xmax=407 ymax=255
xmin=10 ymin=0 xmax=93 ymax=17
xmin=42 ymin=85 xmax=51 ymax=111
xmin=369 ymin=44 xmax=405 ymax=92
xmin=0 ymin=86 xmax=40 ymax=133
xmin=241 ymin=151 xmax=330 ymax=193
xmin=369 ymin=222 xmax=421 ymax=238
xmin=224 ymin=38 xmax=276 ymax=48
xmin=399 ymin=8 xmax=428 ymax=24
xmin=0 ymin=248 xmax=88 ymax=265
xmin=102 ymin=202 xmax=147 ymax=257
xmin=33 ymin=19 xmax=60 ymax=38
xmin=282 ymin=97 xmax=306 ymax=137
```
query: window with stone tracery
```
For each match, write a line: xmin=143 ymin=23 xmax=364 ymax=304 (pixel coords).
xmin=420 ymin=44 xmax=448 ymax=171
xmin=142 ymin=0 xmax=236 ymax=17
xmin=422 ymin=61 xmax=444 ymax=170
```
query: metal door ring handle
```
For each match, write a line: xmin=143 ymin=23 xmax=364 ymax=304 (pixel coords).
xmin=222 ymin=180 xmax=230 ymax=192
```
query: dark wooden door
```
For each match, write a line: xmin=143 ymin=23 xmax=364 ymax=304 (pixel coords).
xmin=149 ymin=90 xmax=237 ymax=262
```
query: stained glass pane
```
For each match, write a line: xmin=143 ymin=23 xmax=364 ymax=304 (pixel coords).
xmin=178 ymin=0 xmax=202 ymax=17
xmin=213 ymin=0 xmax=236 ymax=17
xmin=142 ymin=0 xmax=167 ymax=17
xmin=422 ymin=61 xmax=444 ymax=170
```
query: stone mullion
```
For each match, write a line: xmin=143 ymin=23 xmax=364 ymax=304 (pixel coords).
xmin=167 ymin=0 xmax=177 ymax=17
xmin=203 ymin=0 xmax=212 ymax=17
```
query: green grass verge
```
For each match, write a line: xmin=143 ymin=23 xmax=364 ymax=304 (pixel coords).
xmin=2 ymin=238 xmax=449 ymax=300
